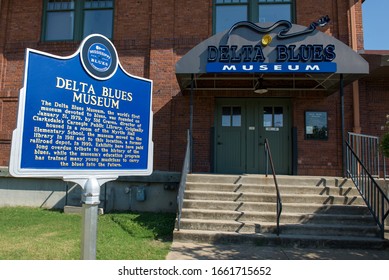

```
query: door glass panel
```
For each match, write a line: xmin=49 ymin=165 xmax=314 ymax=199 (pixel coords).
xmin=222 ymin=107 xmax=231 ymax=127
xmin=222 ymin=106 xmax=242 ymax=127
xmin=263 ymin=107 xmax=273 ymax=127
xmin=232 ymin=107 xmax=241 ymax=127
xmin=263 ymin=106 xmax=284 ymax=127
xmin=274 ymin=107 xmax=283 ymax=127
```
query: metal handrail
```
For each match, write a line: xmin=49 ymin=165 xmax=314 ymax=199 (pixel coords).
xmin=176 ymin=130 xmax=191 ymax=231
xmin=346 ymin=141 xmax=389 ymax=238
xmin=348 ymin=132 xmax=381 ymax=177
xmin=264 ymin=138 xmax=282 ymax=236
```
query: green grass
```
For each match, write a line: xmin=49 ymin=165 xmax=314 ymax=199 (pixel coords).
xmin=0 ymin=207 xmax=176 ymax=260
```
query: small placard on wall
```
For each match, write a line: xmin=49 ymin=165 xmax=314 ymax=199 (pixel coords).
xmin=305 ymin=111 xmax=328 ymax=140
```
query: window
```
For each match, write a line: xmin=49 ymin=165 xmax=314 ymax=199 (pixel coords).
xmin=42 ymin=0 xmax=114 ymax=41
xmin=263 ymin=106 xmax=283 ymax=127
xmin=222 ymin=106 xmax=242 ymax=127
xmin=214 ymin=0 xmax=249 ymax=35
xmin=214 ymin=0 xmax=294 ymax=33
xmin=258 ymin=0 xmax=292 ymax=23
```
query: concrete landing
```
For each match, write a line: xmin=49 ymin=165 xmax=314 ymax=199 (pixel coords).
xmin=166 ymin=241 xmax=389 ymax=260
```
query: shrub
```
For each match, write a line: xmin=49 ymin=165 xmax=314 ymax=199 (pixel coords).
xmin=380 ymin=115 xmax=389 ymax=158
xmin=380 ymin=132 xmax=389 ymax=158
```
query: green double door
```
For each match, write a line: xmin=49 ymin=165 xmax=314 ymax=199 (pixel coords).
xmin=215 ymin=98 xmax=291 ymax=174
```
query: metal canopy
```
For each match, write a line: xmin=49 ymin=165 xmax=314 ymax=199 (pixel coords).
xmin=176 ymin=21 xmax=369 ymax=94
xmin=361 ymin=51 xmax=389 ymax=80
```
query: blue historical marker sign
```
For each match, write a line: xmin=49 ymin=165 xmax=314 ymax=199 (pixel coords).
xmin=10 ymin=34 xmax=153 ymax=177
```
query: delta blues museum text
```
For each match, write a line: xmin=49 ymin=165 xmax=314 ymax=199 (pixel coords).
xmin=207 ymin=44 xmax=336 ymax=73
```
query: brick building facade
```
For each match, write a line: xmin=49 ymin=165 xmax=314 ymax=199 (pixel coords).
xmin=0 ymin=0 xmax=388 ymax=178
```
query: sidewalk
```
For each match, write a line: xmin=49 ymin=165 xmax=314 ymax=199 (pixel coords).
xmin=166 ymin=242 xmax=389 ymax=260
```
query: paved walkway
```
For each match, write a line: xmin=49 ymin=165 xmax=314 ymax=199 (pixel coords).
xmin=166 ymin=242 xmax=389 ymax=260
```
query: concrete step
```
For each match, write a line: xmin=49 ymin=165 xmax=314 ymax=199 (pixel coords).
xmin=181 ymin=209 xmax=377 ymax=225
xmin=186 ymin=182 xmax=360 ymax=196
xmin=173 ymin=229 xmax=388 ymax=249
xmin=178 ymin=218 xmax=380 ymax=237
xmin=187 ymin=174 xmax=353 ymax=188
xmin=183 ymin=199 xmax=372 ymax=214
xmin=176 ymin=174 xmax=382 ymax=248
xmin=184 ymin=191 xmax=365 ymax=205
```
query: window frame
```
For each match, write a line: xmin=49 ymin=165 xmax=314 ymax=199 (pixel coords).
xmin=41 ymin=0 xmax=115 ymax=42
xmin=263 ymin=106 xmax=284 ymax=128
xmin=221 ymin=106 xmax=242 ymax=127
xmin=213 ymin=0 xmax=295 ymax=34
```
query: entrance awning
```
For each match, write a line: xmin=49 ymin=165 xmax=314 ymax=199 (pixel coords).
xmin=360 ymin=50 xmax=389 ymax=80
xmin=176 ymin=20 xmax=369 ymax=95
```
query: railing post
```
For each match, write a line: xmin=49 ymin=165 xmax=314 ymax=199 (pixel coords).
xmin=189 ymin=74 xmax=194 ymax=173
xmin=176 ymin=130 xmax=191 ymax=231
xmin=381 ymin=195 xmax=384 ymax=238
xmin=264 ymin=139 xmax=282 ymax=236
xmin=340 ymin=74 xmax=346 ymax=178
xmin=265 ymin=144 xmax=269 ymax=177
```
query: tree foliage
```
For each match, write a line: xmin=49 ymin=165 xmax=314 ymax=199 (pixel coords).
xmin=380 ymin=115 xmax=389 ymax=158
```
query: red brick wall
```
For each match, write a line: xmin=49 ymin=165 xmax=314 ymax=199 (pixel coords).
xmin=359 ymin=79 xmax=389 ymax=137
xmin=0 ymin=0 xmax=384 ymax=177
xmin=292 ymin=86 xmax=355 ymax=176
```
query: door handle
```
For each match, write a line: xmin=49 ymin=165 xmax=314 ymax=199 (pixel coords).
xmin=217 ymin=142 xmax=223 ymax=145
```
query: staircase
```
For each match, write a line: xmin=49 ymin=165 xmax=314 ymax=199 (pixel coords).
xmin=173 ymin=174 xmax=387 ymax=248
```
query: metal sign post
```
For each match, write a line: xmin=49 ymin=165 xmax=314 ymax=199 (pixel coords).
xmin=81 ymin=202 xmax=99 ymax=260
xmin=80 ymin=178 xmax=101 ymax=260
xmin=65 ymin=176 xmax=117 ymax=259
xmin=9 ymin=34 xmax=153 ymax=260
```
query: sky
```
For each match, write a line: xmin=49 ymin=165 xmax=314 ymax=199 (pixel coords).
xmin=362 ymin=0 xmax=389 ymax=50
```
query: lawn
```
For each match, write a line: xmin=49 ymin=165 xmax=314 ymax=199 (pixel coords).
xmin=0 ymin=207 xmax=176 ymax=260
